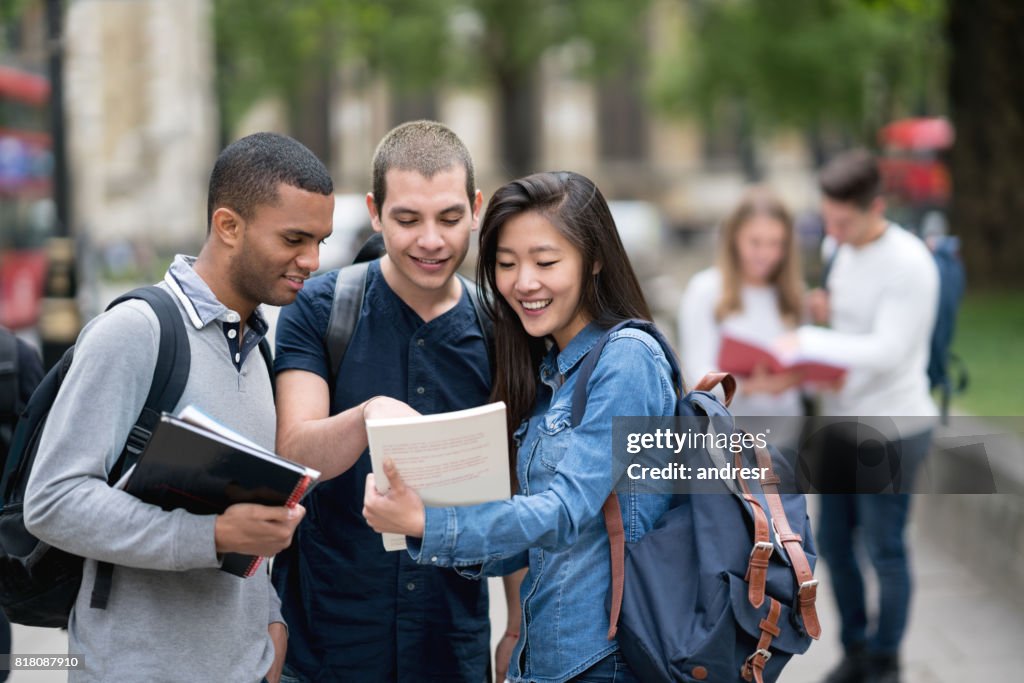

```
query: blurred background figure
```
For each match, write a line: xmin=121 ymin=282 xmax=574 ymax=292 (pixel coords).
xmin=798 ymin=150 xmax=940 ymax=683
xmin=678 ymin=186 xmax=805 ymax=419
xmin=0 ymin=326 xmax=44 ymax=683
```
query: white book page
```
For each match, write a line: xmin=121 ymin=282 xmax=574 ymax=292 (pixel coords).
xmin=112 ymin=464 xmax=136 ymax=490
xmin=176 ymin=404 xmax=273 ymax=455
xmin=365 ymin=402 xmax=510 ymax=551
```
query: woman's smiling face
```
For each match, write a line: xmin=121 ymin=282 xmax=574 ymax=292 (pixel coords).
xmin=494 ymin=211 xmax=592 ymax=350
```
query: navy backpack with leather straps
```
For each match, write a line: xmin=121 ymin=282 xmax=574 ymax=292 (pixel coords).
xmin=570 ymin=320 xmax=820 ymax=683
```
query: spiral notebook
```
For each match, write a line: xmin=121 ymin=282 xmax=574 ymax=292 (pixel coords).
xmin=122 ymin=406 xmax=320 ymax=577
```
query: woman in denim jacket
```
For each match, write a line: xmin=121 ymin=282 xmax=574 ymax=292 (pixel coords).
xmin=364 ymin=171 xmax=676 ymax=683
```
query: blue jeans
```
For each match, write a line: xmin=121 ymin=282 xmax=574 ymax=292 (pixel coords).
xmin=567 ymin=652 xmax=640 ymax=683
xmin=817 ymin=429 xmax=931 ymax=656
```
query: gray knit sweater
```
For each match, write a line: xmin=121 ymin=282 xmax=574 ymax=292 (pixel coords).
xmin=25 ymin=281 xmax=282 ymax=683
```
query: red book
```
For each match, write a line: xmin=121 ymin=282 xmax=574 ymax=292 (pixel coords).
xmin=717 ymin=334 xmax=846 ymax=384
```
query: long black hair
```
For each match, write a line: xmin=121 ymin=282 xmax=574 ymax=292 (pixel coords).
xmin=477 ymin=171 xmax=652 ymax=474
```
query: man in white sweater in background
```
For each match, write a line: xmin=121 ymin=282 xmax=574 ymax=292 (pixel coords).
xmin=796 ymin=149 xmax=939 ymax=683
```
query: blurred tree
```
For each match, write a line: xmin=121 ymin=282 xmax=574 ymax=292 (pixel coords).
xmin=458 ymin=0 xmax=651 ymax=176
xmin=212 ymin=0 xmax=649 ymax=177
xmin=213 ymin=0 xmax=454 ymax=160
xmin=947 ymin=0 xmax=1024 ymax=286
xmin=655 ymin=0 xmax=947 ymax=178
xmin=0 ymin=0 xmax=32 ymax=26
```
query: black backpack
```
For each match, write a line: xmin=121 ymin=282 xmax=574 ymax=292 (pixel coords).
xmin=1 ymin=330 xmax=31 ymax=473
xmin=0 ymin=287 xmax=194 ymax=626
xmin=572 ymin=321 xmax=820 ymax=683
xmin=0 ymin=330 xmax=19 ymax=462
xmin=0 ymin=287 xmax=279 ymax=628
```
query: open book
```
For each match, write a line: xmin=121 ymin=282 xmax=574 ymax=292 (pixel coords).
xmin=122 ymin=405 xmax=320 ymax=577
xmin=366 ymin=401 xmax=510 ymax=551
xmin=718 ymin=333 xmax=846 ymax=384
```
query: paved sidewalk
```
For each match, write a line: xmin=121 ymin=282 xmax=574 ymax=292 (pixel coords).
xmin=783 ymin=495 xmax=1021 ymax=682
xmin=487 ymin=495 xmax=1023 ymax=683
xmin=8 ymin=503 xmax=1021 ymax=682
xmin=5 ymin=624 xmax=66 ymax=683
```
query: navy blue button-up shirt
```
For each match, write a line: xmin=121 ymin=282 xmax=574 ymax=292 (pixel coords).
xmin=272 ymin=259 xmax=492 ymax=682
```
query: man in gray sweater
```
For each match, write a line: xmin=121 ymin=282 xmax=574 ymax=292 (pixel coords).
xmin=24 ymin=132 xmax=334 ymax=682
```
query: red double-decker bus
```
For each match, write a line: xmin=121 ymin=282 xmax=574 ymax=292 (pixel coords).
xmin=877 ymin=117 xmax=954 ymax=235
xmin=0 ymin=64 xmax=54 ymax=330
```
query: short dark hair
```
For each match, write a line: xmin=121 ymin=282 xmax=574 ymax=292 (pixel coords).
xmin=818 ymin=148 xmax=882 ymax=210
xmin=207 ymin=132 xmax=333 ymax=232
xmin=371 ymin=120 xmax=475 ymax=213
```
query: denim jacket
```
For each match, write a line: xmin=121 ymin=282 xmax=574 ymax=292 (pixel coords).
xmin=408 ymin=323 xmax=676 ymax=683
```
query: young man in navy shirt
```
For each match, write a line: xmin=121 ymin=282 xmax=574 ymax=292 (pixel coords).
xmin=272 ymin=121 xmax=521 ymax=682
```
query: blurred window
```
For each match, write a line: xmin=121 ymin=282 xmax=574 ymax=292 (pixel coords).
xmin=598 ymin=62 xmax=648 ymax=161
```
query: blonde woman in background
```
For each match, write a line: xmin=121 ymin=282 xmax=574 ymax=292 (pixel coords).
xmin=678 ymin=186 xmax=806 ymax=419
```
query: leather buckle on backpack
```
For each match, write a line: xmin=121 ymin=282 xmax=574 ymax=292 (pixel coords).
xmin=799 ymin=579 xmax=819 ymax=595
xmin=742 ymin=647 xmax=772 ymax=678
xmin=749 ymin=541 xmax=774 ymax=561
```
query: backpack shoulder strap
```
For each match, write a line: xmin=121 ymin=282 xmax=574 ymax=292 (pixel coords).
xmin=568 ymin=319 xmax=735 ymax=427
xmin=0 ymin=329 xmax=18 ymax=418
xmin=91 ymin=285 xmax=191 ymax=610
xmin=105 ymin=286 xmax=191 ymax=473
xmin=0 ymin=346 xmax=74 ymax=503
xmin=457 ymin=273 xmax=494 ymax=373
xmin=325 ymin=263 xmax=371 ymax=384
xmin=324 ymin=266 xmax=489 ymax=384
xmin=565 ymin=320 xmax=676 ymax=639
xmin=566 ymin=319 xmax=739 ymax=640
xmin=691 ymin=372 xmax=737 ymax=407
xmin=569 ymin=319 xmax=683 ymax=429
xmin=752 ymin=445 xmax=821 ymax=639
xmin=258 ymin=337 xmax=275 ymax=399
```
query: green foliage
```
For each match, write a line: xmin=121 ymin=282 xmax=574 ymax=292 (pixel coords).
xmin=464 ymin=0 xmax=650 ymax=78
xmin=654 ymin=0 xmax=947 ymax=139
xmin=214 ymin=1 xmax=323 ymax=132
xmin=345 ymin=1 xmax=455 ymax=89
xmin=213 ymin=0 xmax=448 ymax=133
xmin=213 ymin=0 xmax=650 ymax=135
xmin=0 ymin=0 xmax=33 ymax=25
xmin=951 ymin=289 xmax=1024 ymax=417
xmin=0 ymin=0 xmax=41 ymax=54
